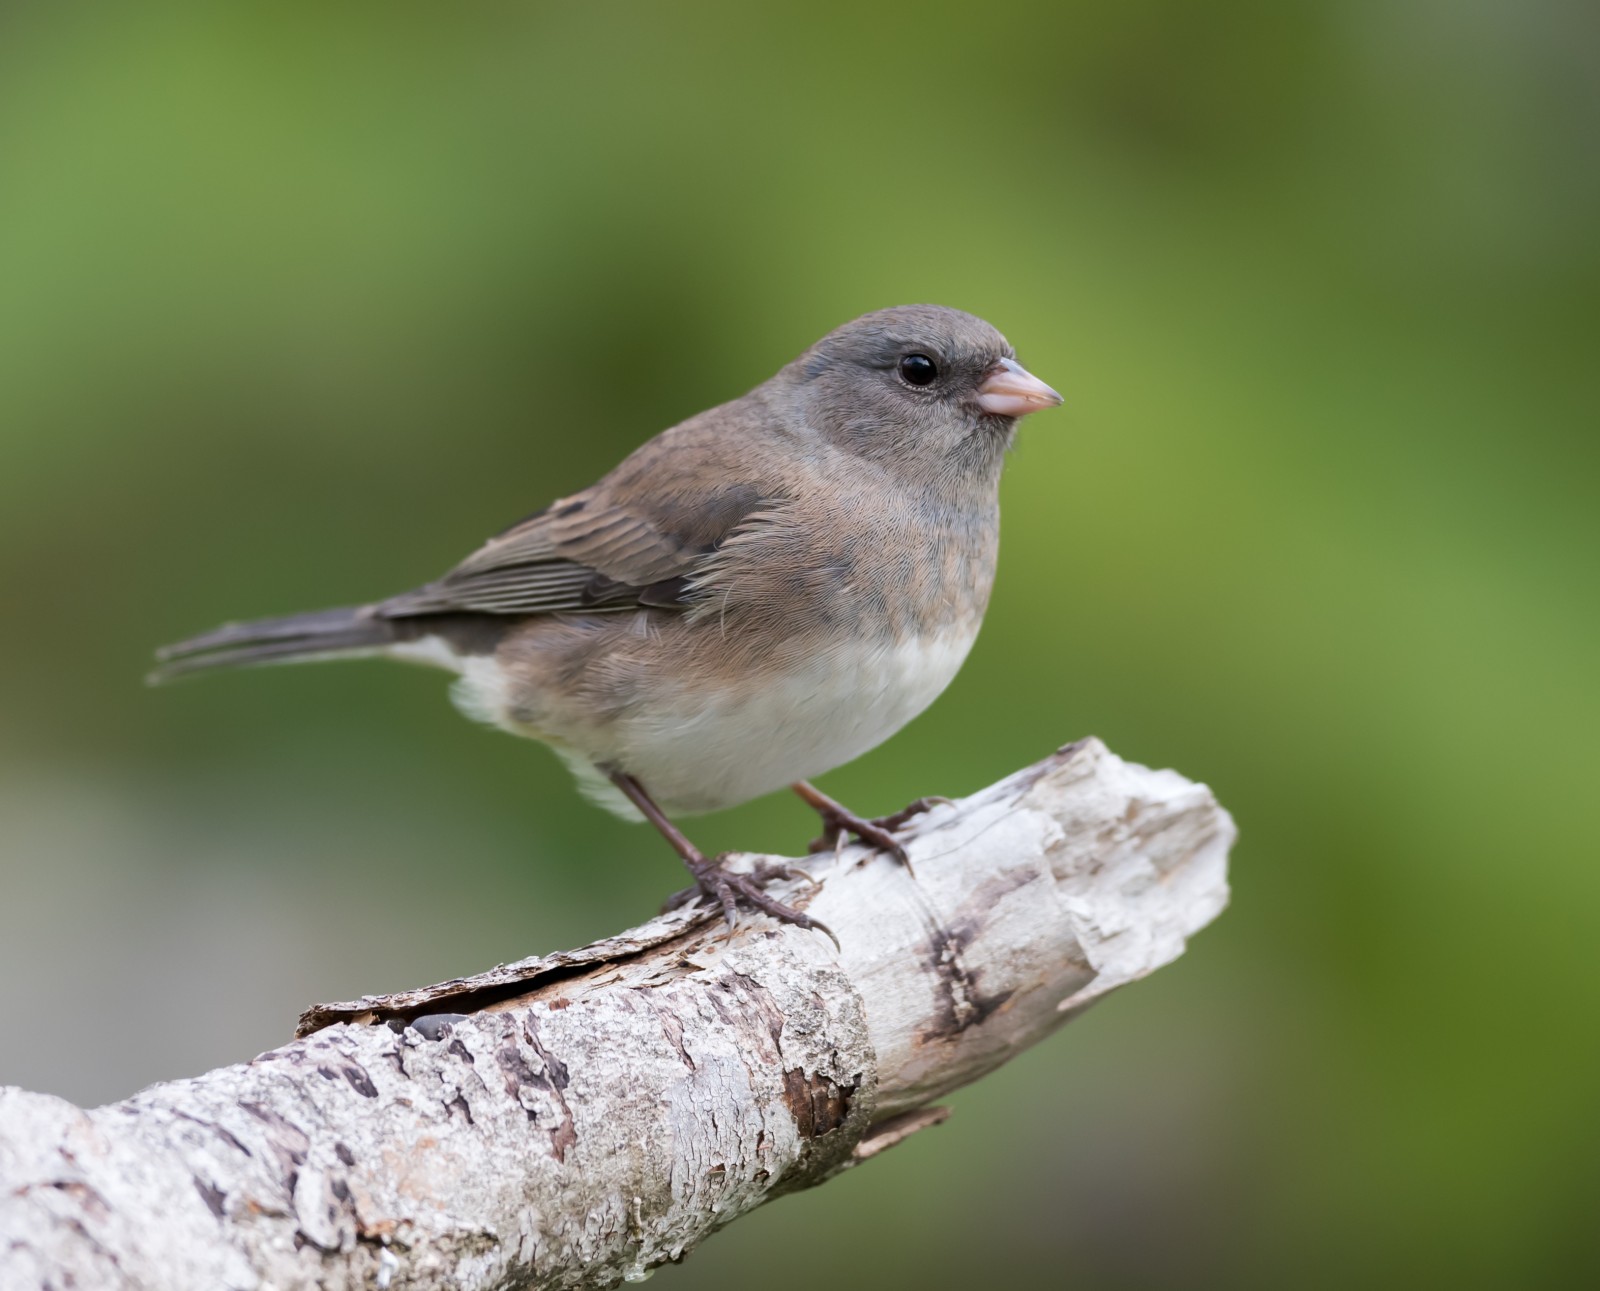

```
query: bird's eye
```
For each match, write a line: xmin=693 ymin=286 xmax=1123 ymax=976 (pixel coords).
xmin=898 ymin=353 xmax=939 ymax=387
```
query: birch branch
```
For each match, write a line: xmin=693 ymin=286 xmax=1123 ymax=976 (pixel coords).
xmin=0 ymin=737 xmax=1232 ymax=1291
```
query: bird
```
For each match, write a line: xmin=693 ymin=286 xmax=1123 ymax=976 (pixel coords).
xmin=152 ymin=304 xmax=1063 ymax=934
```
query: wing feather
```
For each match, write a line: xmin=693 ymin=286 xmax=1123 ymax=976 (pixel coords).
xmin=377 ymin=481 xmax=782 ymax=621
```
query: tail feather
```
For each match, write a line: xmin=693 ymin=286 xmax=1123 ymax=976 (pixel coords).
xmin=149 ymin=605 xmax=398 ymax=684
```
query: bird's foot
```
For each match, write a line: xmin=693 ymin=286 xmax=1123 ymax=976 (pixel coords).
xmin=870 ymin=795 xmax=955 ymax=835
xmin=796 ymin=784 xmax=951 ymax=872
xmin=663 ymin=856 xmax=836 ymax=947
xmin=604 ymin=767 xmax=833 ymax=944
xmin=807 ymin=808 xmax=909 ymax=865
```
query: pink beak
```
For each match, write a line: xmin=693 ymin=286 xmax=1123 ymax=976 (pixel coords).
xmin=977 ymin=356 xmax=1063 ymax=418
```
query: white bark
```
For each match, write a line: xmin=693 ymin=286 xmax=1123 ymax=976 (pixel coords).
xmin=0 ymin=738 xmax=1232 ymax=1290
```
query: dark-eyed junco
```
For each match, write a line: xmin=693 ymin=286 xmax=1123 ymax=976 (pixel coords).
xmin=153 ymin=305 xmax=1062 ymax=932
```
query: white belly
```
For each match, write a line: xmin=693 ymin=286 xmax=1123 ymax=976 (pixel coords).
xmin=604 ymin=629 xmax=978 ymax=814
xmin=409 ymin=625 xmax=980 ymax=818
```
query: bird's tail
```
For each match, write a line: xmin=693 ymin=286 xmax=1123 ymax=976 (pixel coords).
xmin=148 ymin=605 xmax=401 ymax=684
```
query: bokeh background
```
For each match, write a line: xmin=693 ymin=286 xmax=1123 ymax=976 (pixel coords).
xmin=2 ymin=3 xmax=1596 ymax=1287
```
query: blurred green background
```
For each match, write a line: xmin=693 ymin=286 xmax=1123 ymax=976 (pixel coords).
xmin=1 ymin=2 xmax=1596 ymax=1287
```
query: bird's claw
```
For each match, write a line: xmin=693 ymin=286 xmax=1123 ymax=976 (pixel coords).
xmin=664 ymin=857 xmax=838 ymax=950
xmin=806 ymin=795 xmax=950 ymax=872
xmin=872 ymin=795 xmax=954 ymax=835
xmin=808 ymin=814 xmax=910 ymax=867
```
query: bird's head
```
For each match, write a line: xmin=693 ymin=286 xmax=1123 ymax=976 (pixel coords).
xmin=774 ymin=304 xmax=1062 ymax=485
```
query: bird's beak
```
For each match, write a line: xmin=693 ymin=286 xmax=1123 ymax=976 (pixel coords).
xmin=977 ymin=357 xmax=1063 ymax=418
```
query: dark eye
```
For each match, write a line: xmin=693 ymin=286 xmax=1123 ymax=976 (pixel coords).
xmin=898 ymin=353 xmax=938 ymax=387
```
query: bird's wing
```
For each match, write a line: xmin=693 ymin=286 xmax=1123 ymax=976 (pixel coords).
xmin=377 ymin=478 xmax=781 ymax=619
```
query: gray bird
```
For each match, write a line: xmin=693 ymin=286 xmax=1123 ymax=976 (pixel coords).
xmin=153 ymin=305 xmax=1063 ymax=932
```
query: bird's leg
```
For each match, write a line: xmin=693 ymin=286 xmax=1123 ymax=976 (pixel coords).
xmin=792 ymin=781 xmax=948 ymax=872
xmin=605 ymin=768 xmax=833 ymax=940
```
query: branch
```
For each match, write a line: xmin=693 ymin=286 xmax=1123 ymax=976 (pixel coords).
xmin=0 ymin=738 xmax=1232 ymax=1290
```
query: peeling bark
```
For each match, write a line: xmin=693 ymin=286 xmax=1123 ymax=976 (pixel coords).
xmin=0 ymin=738 xmax=1232 ymax=1290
